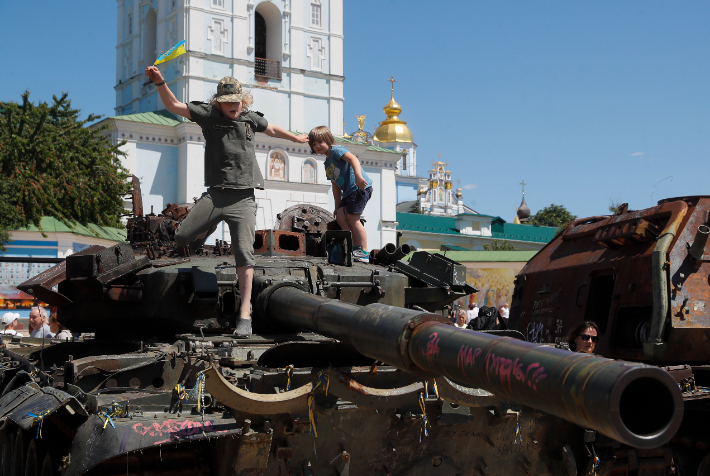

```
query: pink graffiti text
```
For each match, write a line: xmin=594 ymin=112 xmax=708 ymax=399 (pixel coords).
xmin=132 ymin=419 xmax=226 ymax=445
xmin=422 ymin=333 xmax=441 ymax=366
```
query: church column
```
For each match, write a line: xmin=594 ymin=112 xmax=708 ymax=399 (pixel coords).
xmin=176 ymin=124 xmax=205 ymax=204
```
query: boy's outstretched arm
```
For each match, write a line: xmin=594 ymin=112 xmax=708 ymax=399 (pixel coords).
xmin=144 ymin=66 xmax=191 ymax=120
xmin=341 ymin=152 xmax=368 ymax=190
xmin=263 ymin=124 xmax=309 ymax=143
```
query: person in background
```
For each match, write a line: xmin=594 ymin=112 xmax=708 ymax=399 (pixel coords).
xmin=499 ymin=304 xmax=510 ymax=320
xmin=0 ymin=312 xmax=20 ymax=336
xmin=29 ymin=307 xmax=55 ymax=339
xmin=567 ymin=321 xmax=600 ymax=354
xmin=465 ymin=302 xmax=479 ymax=325
xmin=454 ymin=311 xmax=468 ymax=329
xmin=49 ymin=314 xmax=72 ymax=340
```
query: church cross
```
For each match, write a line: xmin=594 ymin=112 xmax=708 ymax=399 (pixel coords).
xmin=387 ymin=75 xmax=397 ymax=92
xmin=520 ymin=179 xmax=527 ymax=195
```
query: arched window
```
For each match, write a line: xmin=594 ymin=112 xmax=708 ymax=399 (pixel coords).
xmin=255 ymin=12 xmax=266 ymax=59
xmin=143 ymin=8 xmax=157 ymax=66
xmin=254 ymin=2 xmax=282 ymax=79
xmin=303 ymin=159 xmax=317 ymax=184
xmin=268 ymin=151 xmax=287 ymax=181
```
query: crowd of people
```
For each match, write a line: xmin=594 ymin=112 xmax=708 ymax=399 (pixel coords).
xmin=449 ymin=302 xmax=599 ymax=354
xmin=449 ymin=302 xmax=510 ymax=331
xmin=1 ymin=307 xmax=73 ymax=340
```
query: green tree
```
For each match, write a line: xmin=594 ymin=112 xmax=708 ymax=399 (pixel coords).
xmin=0 ymin=91 xmax=130 ymax=249
xmin=526 ymin=204 xmax=577 ymax=228
xmin=483 ymin=240 xmax=516 ymax=251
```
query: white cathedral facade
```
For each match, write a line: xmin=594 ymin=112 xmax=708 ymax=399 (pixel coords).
xmin=102 ymin=0 xmax=409 ymax=248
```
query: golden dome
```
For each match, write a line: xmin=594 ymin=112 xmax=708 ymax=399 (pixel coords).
xmin=456 ymin=188 xmax=463 ymax=198
xmin=373 ymin=94 xmax=414 ymax=143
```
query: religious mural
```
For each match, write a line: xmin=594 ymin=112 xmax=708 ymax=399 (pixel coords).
xmin=303 ymin=160 xmax=316 ymax=184
xmin=454 ymin=266 xmax=520 ymax=310
xmin=269 ymin=153 xmax=286 ymax=181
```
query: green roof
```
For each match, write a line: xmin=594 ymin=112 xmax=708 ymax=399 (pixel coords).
xmin=12 ymin=217 xmax=126 ymax=242
xmin=397 ymin=212 xmax=459 ymax=235
xmin=396 ymin=212 xmax=556 ymax=244
xmin=429 ymin=250 xmax=538 ymax=262
xmin=493 ymin=223 xmax=557 ymax=243
xmin=111 ymin=110 xmax=181 ymax=126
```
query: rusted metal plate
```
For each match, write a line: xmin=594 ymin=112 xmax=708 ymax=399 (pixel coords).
xmin=233 ymin=430 xmax=273 ymax=473
xmin=254 ymin=230 xmax=306 ymax=256
xmin=276 ymin=204 xmax=333 ymax=234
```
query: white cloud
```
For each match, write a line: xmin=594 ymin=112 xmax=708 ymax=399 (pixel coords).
xmin=630 ymin=152 xmax=644 ymax=157
xmin=462 ymin=183 xmax=478 ymax=190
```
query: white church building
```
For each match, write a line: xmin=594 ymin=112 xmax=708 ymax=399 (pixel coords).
xmin=101 ymin=0 xmax=404 ymax=249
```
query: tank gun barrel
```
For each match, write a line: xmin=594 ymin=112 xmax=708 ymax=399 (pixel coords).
xmin=254 ymin=279 xmax=683 ymax=449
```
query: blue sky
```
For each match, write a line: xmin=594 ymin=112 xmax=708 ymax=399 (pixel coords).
xmin=1 ymin=1 xmax=708 ymax=221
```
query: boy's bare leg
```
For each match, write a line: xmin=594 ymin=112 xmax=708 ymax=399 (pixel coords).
xmin=335 ymin=207 xmax=350 ymax=231
xmin=237 ymin=266 xmax=253 ymax=320
xmin=346 ymin=213 xmax=367 ymax=249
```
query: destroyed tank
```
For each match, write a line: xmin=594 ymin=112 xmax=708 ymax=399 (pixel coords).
xmin=0 ymin=178 xmax=684 ymax=476
xmin=510 ymin=196 xmax=710 ymax=475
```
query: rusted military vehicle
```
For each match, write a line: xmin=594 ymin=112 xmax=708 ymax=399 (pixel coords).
xmin=510 ymin=196 xmax=710 ymax=475
xmin=0 ymin=179 xmax=684 ymax=476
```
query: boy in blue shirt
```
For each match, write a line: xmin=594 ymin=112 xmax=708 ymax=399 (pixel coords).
xmin=308 ymin=126 xmax=373 ymax=259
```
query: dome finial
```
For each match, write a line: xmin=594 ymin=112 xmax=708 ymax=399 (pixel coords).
xmin=374 ymin=76 xmax=413 ymax=143
xmin=387 ymin=75 xmax=397 ymax=93
xmin=516 ymin=179 xmax=530 ymax=222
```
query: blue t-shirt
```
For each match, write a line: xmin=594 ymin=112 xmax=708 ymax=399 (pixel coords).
xmin=324 ymin=145 xmax=373 ymax=198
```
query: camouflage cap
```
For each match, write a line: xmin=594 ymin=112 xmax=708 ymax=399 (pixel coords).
xmin=216 ymin=77 xmax=243 ymax=102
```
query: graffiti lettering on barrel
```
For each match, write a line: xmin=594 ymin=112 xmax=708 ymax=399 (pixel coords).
xmin=132 ymin=419 xmax=225 ymax=445
xmin=485 ymin=353 xmax=548 ymax=393
xmin=423 ymin=332 xmax=441 ymax=366
xmin=457 ymin=345 xmax=482 ymax=376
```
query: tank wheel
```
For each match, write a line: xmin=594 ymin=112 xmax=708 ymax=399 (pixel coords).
xmin=24 ymin=439 xmax=37 ymax=476
xmin=38 ymin=453 xmax=53 ymax=476
xmin=11 ymin=428 xmax=24 ymax=476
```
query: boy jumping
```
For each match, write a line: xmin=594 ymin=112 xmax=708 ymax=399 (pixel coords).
xmin=308 ymin=126 xmax=373 ymax=260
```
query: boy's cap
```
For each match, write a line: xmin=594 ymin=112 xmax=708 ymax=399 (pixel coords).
xmin=216 ymin=77 xmax=243 ymax=102
xmin=1 ymin=312 xmax=19 ymax=326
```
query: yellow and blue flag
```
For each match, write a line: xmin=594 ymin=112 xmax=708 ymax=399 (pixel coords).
xmin=154 ymin=40 xmax=187 ymax=66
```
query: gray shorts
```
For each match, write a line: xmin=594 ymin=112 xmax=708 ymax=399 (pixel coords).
xmin=175 ymin=187 xmax=257 ymax=268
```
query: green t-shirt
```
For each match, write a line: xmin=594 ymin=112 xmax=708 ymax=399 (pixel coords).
xmin=187 ymin=102 xmax=269 ymax=189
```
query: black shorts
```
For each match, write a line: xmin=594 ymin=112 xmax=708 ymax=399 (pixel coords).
xmin=339 ymin=186 xmax=372 ymax=216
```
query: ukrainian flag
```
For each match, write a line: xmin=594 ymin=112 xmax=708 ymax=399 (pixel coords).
xmin=154 ymin=40 xmax=187 ymax=66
